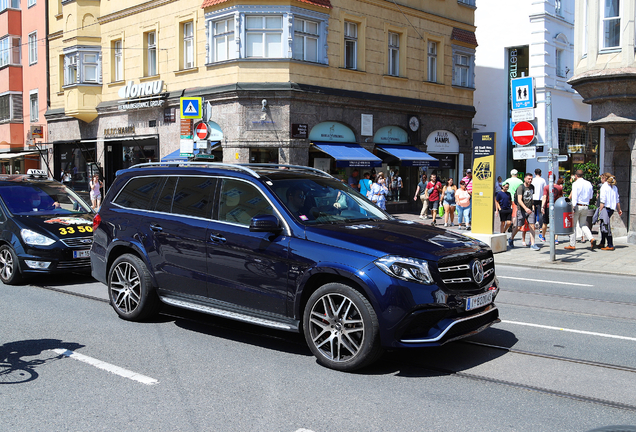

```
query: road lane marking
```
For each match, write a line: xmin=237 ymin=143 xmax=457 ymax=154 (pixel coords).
xmin=500 ymin=320 xmax=636 ymax=342
xmin=51 ymin=349 xmax=159 ymax=385
xmin=498 ymin=276 xmax=593 ymax=287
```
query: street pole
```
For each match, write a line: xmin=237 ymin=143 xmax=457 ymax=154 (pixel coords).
xmin=546 ymin=92 xmax=556 ymax=262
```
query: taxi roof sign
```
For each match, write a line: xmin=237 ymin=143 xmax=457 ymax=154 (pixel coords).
xmin=180 ymin=97 xmax=202 ymax=119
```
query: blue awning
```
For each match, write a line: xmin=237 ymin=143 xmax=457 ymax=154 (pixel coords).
xmin=376 ymin=145 xmax=438 ymax=167
xmin=161 ymin=149 xmax=199 ymax=162
xmin=312 ymin=142 xmax=382 ymax=168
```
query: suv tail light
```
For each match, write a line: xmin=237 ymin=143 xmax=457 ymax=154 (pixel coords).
xmin=93 ymin=214 xmax=101 ymax=230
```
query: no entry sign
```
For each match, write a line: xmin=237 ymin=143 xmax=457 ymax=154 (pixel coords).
xmin=194 ymin=122 xmax=209 ymax=141
xmin=512 ymin=121 xmax=536 ymax=146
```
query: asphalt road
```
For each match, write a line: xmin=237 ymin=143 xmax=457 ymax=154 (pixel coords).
xmin=1 ymin=267 xmax=635 ymax=432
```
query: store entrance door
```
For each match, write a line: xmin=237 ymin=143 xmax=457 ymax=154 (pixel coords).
xmin=105 ymin=139 xmax=159 ymax=189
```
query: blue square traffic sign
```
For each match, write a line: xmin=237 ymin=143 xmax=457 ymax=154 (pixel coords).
xmin=511 ymin=77 xmax=535 ymax=110
xmin=180 ymin=97 xmax=202 ymax=119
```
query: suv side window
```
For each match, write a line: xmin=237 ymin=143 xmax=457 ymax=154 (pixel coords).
xmin=113 ymin=177 xmax=164 ymax=210
xmin=155 ymin=177 xmax=177 ymax=213
xmin=217 ymin=178 xmax=273 ymax=226
xmin=171 ymin=177 xmax=215 ymax=219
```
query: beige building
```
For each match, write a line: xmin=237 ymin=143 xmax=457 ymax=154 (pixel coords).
xmin=46 ymin=0 xmax=478 ymax=207
xmin=570 ymin=0 xmax=635 ymax=240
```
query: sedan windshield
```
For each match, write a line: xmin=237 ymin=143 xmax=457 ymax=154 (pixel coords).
xmin=269 ymin=177 xmax=392 ymax=225
xmin=0 ymin=183 xmax=93 ymax=216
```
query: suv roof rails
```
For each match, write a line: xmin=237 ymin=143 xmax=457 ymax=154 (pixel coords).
xmin=239 ymin=164 xmax=335 ymax=179
xmin=122 ymin=162 xmax=261 ymax=178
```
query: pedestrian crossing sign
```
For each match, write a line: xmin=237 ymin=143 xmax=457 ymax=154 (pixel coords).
xmin=180 ymin=97 xmax=202 ymax=119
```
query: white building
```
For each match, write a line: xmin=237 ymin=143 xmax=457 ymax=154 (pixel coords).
xmin=473 ymin=0 xmax=601 ymax=181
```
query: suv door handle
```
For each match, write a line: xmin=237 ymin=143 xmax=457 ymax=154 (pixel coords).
xmin=210 ymin=233 xmax=226 ymax=243
xmin=150 ymin=223 xmax=163 ymax=232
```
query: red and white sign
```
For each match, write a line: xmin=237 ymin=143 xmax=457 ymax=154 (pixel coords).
xmin=563 ymin=211 xmax=573 ymax=229
xmin=194 ymin=122 xmax=209 ymax=141
xmin=512 ymin=121 xmax=536 ymax=146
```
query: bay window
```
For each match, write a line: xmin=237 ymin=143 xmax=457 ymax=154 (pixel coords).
xmin=213 ymin=17 xmax=235 ymax=62
xmin=246 ymin=16 xmax=283 ymax=58
xmin=293 ymin=18 xmax=319 ymax=62
xmin=601 ymin=0 xmax=620 ymax=49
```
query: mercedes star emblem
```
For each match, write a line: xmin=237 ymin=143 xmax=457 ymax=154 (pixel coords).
xmin=471 ymin=259 xmax=485 ymax=284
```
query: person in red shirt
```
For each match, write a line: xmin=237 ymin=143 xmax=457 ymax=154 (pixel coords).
xmin=426 ymin=174 xmax=443 ymax=226
xmin=539 ymin=175 xmax=564 ymax=242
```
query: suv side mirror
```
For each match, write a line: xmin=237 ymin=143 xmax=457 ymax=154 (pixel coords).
xmin=250 ymin=214 xmax=282 ymax=233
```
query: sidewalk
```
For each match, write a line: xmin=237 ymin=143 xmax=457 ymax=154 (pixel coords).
xmin=391 ymin=211 xmax=636 ymax=277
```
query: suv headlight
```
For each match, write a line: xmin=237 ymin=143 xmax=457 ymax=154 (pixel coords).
xmin=374 ymin=256 xmax=434 ymax=284
xmin=21 ymin=229 xmax=56 ymax=246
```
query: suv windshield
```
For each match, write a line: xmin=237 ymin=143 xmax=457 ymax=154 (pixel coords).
xmin=269 ymin=177 xmax=391 ymax=225
xmin=0 ymin=182 xmax=93 ymax=216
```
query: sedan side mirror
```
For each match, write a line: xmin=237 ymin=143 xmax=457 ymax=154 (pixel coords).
xmin=250 ymin=214 xmax=282 ymax=233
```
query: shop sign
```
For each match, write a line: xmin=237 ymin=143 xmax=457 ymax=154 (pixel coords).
xmin=425 ymin=130 xmax=459 ymax=153
xmin=30 ymin=125 xmax=44 ymax=139
xmin=118 ymin=80 xmax=164 ymax=99
xmin=438 ymin=154 xmax=456 ymax=169
xmin=104 ymin=126 xmax=135 ymax=136
xmin=291 ymin=124 xmax=308 ymax=139
xmin=373 ymin=126 xmax=408 ymax=144
xmin=308 ymin=122 xmax=356 ymax=143
xmin=471 ymin=132 xmax=497 ymax=235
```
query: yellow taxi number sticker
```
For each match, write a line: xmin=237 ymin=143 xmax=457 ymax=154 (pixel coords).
xmin=59 ymin=226 xmax=93 ymax=235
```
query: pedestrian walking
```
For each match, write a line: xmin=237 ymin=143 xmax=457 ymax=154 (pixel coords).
xmin=461 ymin=169 xmax=473 ymax=217
xmin=596 ymin=173 xmax=622 ymax=251
xmin=539 ymin=175 xmax=563 ymax=243
xmin=414 ymin=173 xmax=429 ymax=219
xmin=456 ymin=180 xmax=471 ymax=230
xmin=348 ymin=169 xmax=360 ymax=191
xmin=495 ymin=176 xmax=503 ymax=193
xmin=531 ymin=168 xmax=546 ymax=227
xmin=442 ymin=178 xmax=457 ymax=227
xmin=495 ymin=182 xmax=513 ymax=234
xmin=89 ymin=174 xmax=103 ymax=210
xmin=359 ymin=172 xmax=373 ymax=199
xmin=565 ymin=169 xmax=596 ymax=250
xmin=369 ymin=172 xmax=388 ymax=210
xmin=426 ymin=174 xmax=442 ymax=226
xmin=502 ymin=169 xmax=524 ymax=233
xmin=509 ymin=172 xmax=539 ymax=250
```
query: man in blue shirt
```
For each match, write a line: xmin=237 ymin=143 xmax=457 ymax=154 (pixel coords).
xmin=495 ymin=183 xmax=513 ymax=235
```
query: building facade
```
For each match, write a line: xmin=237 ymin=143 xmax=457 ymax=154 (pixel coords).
xmin=0 ymin=0 xmax=48 ymax=173
xmin=46 ymin=0 xmax=478 ymax=206
xmin=569 ymin=0 xmax=635 ymax=240
xmin=473 ymin=0 xmax=599 ymax=185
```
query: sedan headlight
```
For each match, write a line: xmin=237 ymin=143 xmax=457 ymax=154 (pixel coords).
xmin=374 ymin=256 xmax=434 ymax=284
xmin=21 ymin=229 xmax=56 ymax=246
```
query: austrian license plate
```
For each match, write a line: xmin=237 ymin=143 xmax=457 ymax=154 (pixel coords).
xmin=465 ymin=291 xmax=493 ymax=311
xmin=73 ymin=250 xmax=90 ymax=259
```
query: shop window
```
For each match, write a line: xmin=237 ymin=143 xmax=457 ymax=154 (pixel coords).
xmin=145 ymin=31 xmax=157 ymax=76
xmin=344 ymin=21 xmax=357 ymax=69
xmin=557 ymin=119 xmax=600 ymax=174
xmin=182 ymin=21 xmax=194 ymax=69
xmin=113 ymin=40 xmax=123 ymax=82
xmin=601 ymin=0 xmax=620 ymax=49
xmin=388 ymin=32 xmax=399 ymax=76
xmin=452 ymin=45 xmax=475 ymax=88
xmin=0 ymin=36 xmax=21 ymax=67
xmin=29 ymin=91 xmax=38 ymax=123
xmin=28 ymin=32 xmax=37 ymax=65
xmin=250 ymin=148 xmax=278 ymax=164
xmin=0 ymin=92 xmax=22 ymax=122
xmin=293 ymin=18 xmax=319 ymax=62
xmin=246 ymin=15 xmax=283 ymax=58
xmin=427 ymin=41 xmax=437 ymax=82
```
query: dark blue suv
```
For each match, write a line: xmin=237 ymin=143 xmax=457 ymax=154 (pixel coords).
xmin=91 ymin=163 xmax=499 ymax=371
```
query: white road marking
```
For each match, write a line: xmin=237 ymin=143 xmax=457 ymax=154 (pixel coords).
xmin=498 ymin=276 xmax=593 ymax=287
xmin=500 ymin=320 xmax=636 ymax=342
xmin=51 ymin=349 xmax=159 ymax=385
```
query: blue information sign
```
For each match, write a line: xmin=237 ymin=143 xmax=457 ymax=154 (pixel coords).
xmin=511 ymin=77 xmax=535 ymax=110
xmin=180 ymin=97 xmax=202 ymax=119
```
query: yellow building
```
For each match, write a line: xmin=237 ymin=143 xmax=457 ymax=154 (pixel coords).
xmin=46 ymin=0 xmax=477 ymax=205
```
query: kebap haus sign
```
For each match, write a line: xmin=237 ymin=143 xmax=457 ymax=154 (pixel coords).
xmin=118 ymin=80 xmax=165 ymax=111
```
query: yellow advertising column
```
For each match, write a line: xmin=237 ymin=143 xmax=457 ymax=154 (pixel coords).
xmin=471 ymin=133 xmax=496 ymax=235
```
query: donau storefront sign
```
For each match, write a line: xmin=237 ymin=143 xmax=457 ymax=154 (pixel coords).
xmin=118 ymin=79 xmax=165 ymax=111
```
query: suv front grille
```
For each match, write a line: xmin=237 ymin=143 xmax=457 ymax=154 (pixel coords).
xmin=437 ymin=251 xmax=495 ymax=290
xmin=60 ymin=237 xmax=93 ymax=248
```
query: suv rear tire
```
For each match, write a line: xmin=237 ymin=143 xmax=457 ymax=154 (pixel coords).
xmin=108 ymin=253 xmax=160 ymax=321
xmin=303 ymin=283 xmax=383 ymax=371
